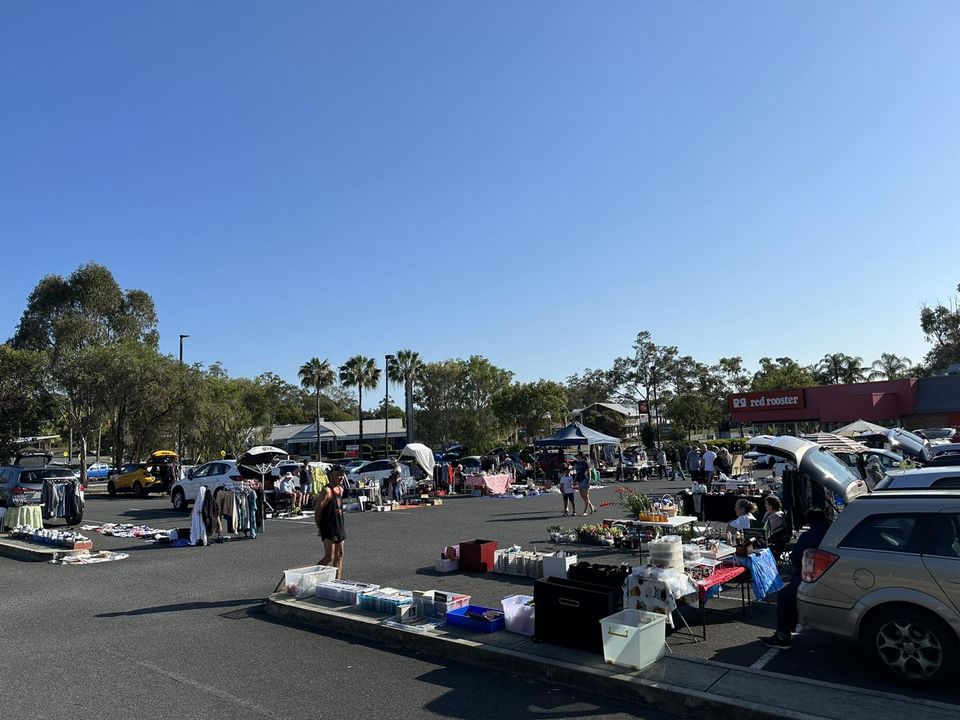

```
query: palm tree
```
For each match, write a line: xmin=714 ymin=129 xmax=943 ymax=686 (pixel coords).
xmin=298 ymin=358 xmax=335 ymax=459
xmin=339 ymin=355 xmax=381 ymax=458
xmin=818 ymin=353 xmax=867 ymax=384
xmin=868 ymin=353 xmax=913 ymax=381
xmin=387 ymin=349 xmax=423 ymax=443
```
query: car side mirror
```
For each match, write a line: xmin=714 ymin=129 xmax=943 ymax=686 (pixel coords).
xmin=187 ymin=469 xmax=194 ymax=479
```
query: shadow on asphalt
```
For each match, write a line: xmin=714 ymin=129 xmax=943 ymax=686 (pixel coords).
xmin=96 ymin=598 xmax=265 ymax=618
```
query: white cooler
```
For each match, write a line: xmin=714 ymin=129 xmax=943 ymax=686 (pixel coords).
xmin=599 ymin=609 xmax=667 ymax=671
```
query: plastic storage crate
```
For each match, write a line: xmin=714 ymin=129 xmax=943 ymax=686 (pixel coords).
xmin=359 ymin=588 xmax=414 ymax=614
xmin=542 ymin=551 xmax=577 ymax=580
xmin=414 ymin=590 xmax=471 ymax=619
xmin=600 ymin=609 xmax=667 ymax=670
xmin=283 ymin=565 xmax=338 ymax=599
xmin=445 ymin=605 xmax=505 ymax=633
xmin=501 ymin=594 xmax=535 ymax=636
xmin=314 ymin=580 xmax=381 ymax=604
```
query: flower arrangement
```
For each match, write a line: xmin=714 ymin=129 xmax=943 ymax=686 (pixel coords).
xmin=616 ymin=487 xmax=652 ymax=517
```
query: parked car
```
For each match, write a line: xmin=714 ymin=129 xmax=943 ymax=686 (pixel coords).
xmin=108 ymin=463 xmax=163 ymax=497
xmin=912 ymin=428 xmax=957 ymax=445
xmin=874 ymin=466 xmax=960 ymax=491
xmin=348 ymin=459 xmax=411 ymax=488
xmin=271 ymin=460 xmax=301 ymax=478
xmin=0 ymin=460 xmax=84 ymax=525
xmin=456 ymin=456 xmax=483 ymax=474
xmin=797 ymin=490 xmax=960 ymax=687
xmin=342 ymin=460 xmax=368 ymax=474
xmin=170 ymin=460 xmax=241 ymax=511
xmin=86 ymin=462 xmax=113 ymax=479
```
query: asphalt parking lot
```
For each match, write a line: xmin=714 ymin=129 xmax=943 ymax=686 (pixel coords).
xmin=4 ymin=478 xmax=958 ymax=717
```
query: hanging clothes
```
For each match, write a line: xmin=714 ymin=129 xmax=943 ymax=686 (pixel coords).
xmin=190 ymin=486 xmax=208 ymax=546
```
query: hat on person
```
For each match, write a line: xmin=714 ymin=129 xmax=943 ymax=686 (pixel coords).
xmin=283 ymin=471 xmax=295 ymax=479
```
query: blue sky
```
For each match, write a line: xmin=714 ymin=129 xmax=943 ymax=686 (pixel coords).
xmin=2 ymin=2 xmax=958 ymax=405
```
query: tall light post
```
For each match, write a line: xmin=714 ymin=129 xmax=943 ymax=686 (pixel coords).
xmin=384 ymin=354 xmax=395 ymax=458
xmin=178 ymin=334 xmax=189 ymax=460
xmin=649 ymin=365 xmax=661 ymax=450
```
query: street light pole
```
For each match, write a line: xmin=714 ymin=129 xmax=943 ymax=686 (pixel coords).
xmin=384 ymin=354 xmax=395 ymax=458
xmin=649 ymin=365 xmax=661 ymax=450
xmin=178 ymin=334 xmax=189 ymax=460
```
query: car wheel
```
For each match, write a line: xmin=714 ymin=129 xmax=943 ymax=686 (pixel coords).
xmin=864 ymin=606 xmax=958 ymax=686
xmin=171 ymin=489 xmax=188 ymax=512
xmin=133 ymin=481 xmax=146 ymax=499
xmin=107 ymin=480 xmax=117 ymax=496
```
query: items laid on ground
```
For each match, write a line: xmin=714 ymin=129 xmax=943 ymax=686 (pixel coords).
xmin=8 ymin=526 xmax=92 ymax=550
xmin=52 ymin=551 xmax=129 ymax=565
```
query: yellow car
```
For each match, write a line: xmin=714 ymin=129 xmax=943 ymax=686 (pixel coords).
xmin=107 ymin=463 xmax=163 ymax=497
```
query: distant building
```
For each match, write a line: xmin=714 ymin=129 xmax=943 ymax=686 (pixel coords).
xmin=570 ymin=402 xmax=648 ymax=439
xmin=269 ymin=418 xmax=406 ymax=458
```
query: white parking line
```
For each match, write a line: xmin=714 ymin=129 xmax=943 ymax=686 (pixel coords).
xmin=750 ymin=647 xmax=780 ymax=670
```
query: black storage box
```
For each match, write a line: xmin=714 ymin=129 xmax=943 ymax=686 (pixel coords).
xmin=567 ymin=561 xmax=631 ymax=589
xmin=533 ymin=576 xmax=622 ymax=654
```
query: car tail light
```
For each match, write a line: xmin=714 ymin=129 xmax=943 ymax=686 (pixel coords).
xmin=13 ymin=486 xmax=32 ymax=495
xmin=802 ymin=548 xmax=839 ymax=582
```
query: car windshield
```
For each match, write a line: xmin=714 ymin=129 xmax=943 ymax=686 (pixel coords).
xmin=798 ymin=447 xmax=863 ymax=496
xmin=920 ymin=428 xmax=954 ymax=439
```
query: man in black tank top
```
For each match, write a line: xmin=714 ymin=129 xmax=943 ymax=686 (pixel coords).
xmin=316 ymin=465 xmax=347 ymax=578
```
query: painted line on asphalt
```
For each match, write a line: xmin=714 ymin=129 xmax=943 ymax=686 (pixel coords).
xmin=101 ymin=647 xmax=291 ymax=719
xmin=749 ymin=647 xmax=781 ymax=670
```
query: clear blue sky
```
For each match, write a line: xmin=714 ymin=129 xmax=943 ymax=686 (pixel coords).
xmin=2 ymin=2 xmax=958 ymax=406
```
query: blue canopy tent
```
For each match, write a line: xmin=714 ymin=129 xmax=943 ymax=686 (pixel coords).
xmin=534 ymin=422 xmax=621 ymax=447
xmin=534 ymin=422 xmax=623 ymax=482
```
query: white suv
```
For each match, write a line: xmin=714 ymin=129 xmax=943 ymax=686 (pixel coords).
xmin=349 ymin=459 xmax=411 ymax=488
xmin=170 ymin=460 xmax=240 ymax=512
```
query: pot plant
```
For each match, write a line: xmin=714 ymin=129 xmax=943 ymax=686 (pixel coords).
xmin=616 ymin=487 xmax=652 ymax=518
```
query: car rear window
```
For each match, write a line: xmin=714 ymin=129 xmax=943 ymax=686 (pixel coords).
xmin=840 ymin=514 xmax=928 ymax=553
xmin=931 ymin=476 xmax=960 ymax=489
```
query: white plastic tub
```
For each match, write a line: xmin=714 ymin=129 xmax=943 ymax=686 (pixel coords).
xmin=600 ymin=609 xmax=667 ymax=671
xmin=501 ymin=594 xmax=535 ymax=636
xmin=283 ymin=565 xmax=338 ymax=598
xmin=315 ymin=579 xmax=381 ymax=604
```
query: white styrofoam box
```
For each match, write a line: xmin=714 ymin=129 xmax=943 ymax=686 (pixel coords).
xmin=600 ymin=609 xmax=667 ymax=671
xmin=315 ymin=579 xmax=380 ymax=604
xmin=435 ymin=558 xmax=459 ymax=573
xmin=542 ymin=552 xmax=577 ymax=580
xmin=283 ymin=565 xmax=338 ymax=598
xmin=501 ymin=594 xmax=535 ymax=636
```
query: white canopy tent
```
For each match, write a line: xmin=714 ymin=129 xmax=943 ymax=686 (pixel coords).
xmin=832 ymin=420 xmax=888 ymax=437
xmin=399 ymin=443 xmax=436 ymax=480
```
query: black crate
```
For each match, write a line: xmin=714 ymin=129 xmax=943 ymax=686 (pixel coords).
xmin=533 ymin=576 xmax=622 ymax=654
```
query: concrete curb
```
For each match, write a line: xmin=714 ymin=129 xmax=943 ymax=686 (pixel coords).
xmin=0 ymin=537 xmax=82 ymax=563
xmin=266 ymin=594 xmax=828 ymax=720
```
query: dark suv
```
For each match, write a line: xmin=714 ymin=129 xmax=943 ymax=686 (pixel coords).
xmin=0 ymin=455 xmax=84 ymax=526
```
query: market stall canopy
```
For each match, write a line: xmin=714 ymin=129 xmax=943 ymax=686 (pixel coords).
xmin=237 ymin=445 xmax=288 ymax=480
xmin=832 ymin=419 xmax=888 ymax=437
xmin=399 ymin=443 xmax=436 ymax=478
xmin=533 ymin=422 xmax=621 ymax=447
xmin=800 ymin=433 xmax=869 ymax=454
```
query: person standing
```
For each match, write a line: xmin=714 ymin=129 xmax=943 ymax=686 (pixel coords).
xmin=316 ymin=465 xmax=347 ymax=579
xmin=763 ymin=509 xmax=831 ymax=648
xmin=298 ymin=460 xmax=312 ymax=509
xmin=574 ymin=452 xmax=596 ymax=515
xmin=637 ymin=447 xmax=649 ymax=480
xmin=656 ymin=447 xmax=667 ymax=479
xmin=667 ymin=447 xmax=684 ymax=482
xmin=559 ymin=465 xmax=576 ymax=516
xmin=686 ymin=446 xmax=702 ymax=484
xmin=702 ymin=445 xmax=717 ymax=482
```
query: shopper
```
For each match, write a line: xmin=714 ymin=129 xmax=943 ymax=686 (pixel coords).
xmin=298 ymin=460 xmax=312 ymax=509
xmin=763 ymin=508 xmax=831 ymax=648
xmin=559 ymin=465 xmax=577 ymax=516
xmin=762 ymin=495 xmax=789 ymax=558
xmin=686 ymin=446 xmax=702 ymax=484
xmin=715 ymin=447 xmax=732 ymax=477
xmin=668 ymin=447 xmax=684 ymax=482
xmin=575 ymin=453 xmax=596 ymax=516
xmin=316 ymin=465 xmax=347 ymax=579
xmin=386 ymin=461 xmax=402 ymax=505
xmin=656 ymin=447 xmax=667 ymax=479
xmin=702 ymin=445 xmax=718 ymax=482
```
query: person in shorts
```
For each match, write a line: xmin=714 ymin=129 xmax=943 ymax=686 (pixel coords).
xmin=315 ymin=465 xmax=347 ymax=578
xmin=559 ymin=465 xmax=576 ymax=516
xmin=298 ymin=460 xmax=312 ymax=509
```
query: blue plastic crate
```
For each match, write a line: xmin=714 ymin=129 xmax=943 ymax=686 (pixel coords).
xmin=445 ymin=604 xmax=505 ymax=633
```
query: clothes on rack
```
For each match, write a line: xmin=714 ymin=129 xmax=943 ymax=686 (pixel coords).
xmin=190 ymin=486 xmax=208 ymax=546
xmin=40 ymin=479 xmax=80 ymax=519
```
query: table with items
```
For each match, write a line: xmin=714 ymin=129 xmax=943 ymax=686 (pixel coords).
xmin=464 ymin=473 xmax=512 ymax=495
